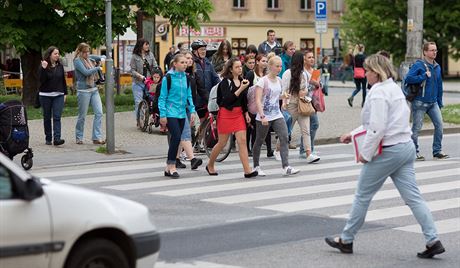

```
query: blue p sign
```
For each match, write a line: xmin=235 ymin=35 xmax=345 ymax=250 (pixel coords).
xmin=315 ymin=0 xmax=327 ymax=20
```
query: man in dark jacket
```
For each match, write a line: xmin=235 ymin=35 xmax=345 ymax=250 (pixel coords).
xmin=257 ymin=29 xmax=282 ymax=56
xmin=405 ymin=41 xmax=448 ymax=161
xmin=190 ymin=39 xmax=220 ymax=119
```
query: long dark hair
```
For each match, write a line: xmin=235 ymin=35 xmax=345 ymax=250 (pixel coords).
xmin=289 ymin=51 xmax=305 ymax=95
xmin=254 ymin=54 xmax=267 ymax=77
xmin=133 ymin=38 xmax=149 ymax=56
xmin=43 ymin=46 xmax=60 ymax=69
xmin=215 ymin=40 xmax=232 ymax=59
xmin=221 ymin=57 xmax=241 ymax=80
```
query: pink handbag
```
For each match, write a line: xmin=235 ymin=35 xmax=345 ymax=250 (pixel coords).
xmin=312 ymin=88 xmax=326 ymax=112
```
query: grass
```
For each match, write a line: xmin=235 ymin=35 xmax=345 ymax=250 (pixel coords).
xmin=441 ymin=103 xmax=460 ymax=124
xmin=95 ymin=146 xmax=108 ymax=154
xmin=0 ymin=94 xmax=134 ymax=120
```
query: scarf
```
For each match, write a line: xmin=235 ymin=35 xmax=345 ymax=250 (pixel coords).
xmin=81 ymin=57 xmax=98 ymax=86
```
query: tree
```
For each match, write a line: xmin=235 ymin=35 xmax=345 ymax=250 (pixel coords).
xmin=341 ymin=0 xmax=460 ymax=66
xmin=0 ymin=0 xmax=213 ymax=105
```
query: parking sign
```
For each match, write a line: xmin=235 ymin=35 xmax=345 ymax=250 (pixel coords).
xmin=315 ymin=0 xmax=327 ymax=20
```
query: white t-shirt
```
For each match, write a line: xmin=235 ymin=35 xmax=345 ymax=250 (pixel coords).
xmin=255 ymin=76 xmax=284 ymax=122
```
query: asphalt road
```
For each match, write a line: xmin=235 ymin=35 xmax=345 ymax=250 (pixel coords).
xmin=31 ymin=134 xmax=460 ymax=268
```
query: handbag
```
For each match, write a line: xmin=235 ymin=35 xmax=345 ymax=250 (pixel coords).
xmin=312 ymin=88 xmax=325 ymax=112
xmin=298 ymin=97 xmax=315 ymax=116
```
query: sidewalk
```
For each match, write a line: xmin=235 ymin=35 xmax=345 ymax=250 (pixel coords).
xmin=25 ymin=84 xmax=460 ymax=169
xmin=329 ymin=79 xmax=460 ymax=93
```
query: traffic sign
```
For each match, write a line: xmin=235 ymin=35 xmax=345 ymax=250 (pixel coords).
xmin=315 ymin=20 xmax=328 ymax=34
xmin=315 ymin=0 xmax=327 ymax=20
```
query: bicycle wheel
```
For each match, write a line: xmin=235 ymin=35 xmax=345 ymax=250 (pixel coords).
xmin=204 ymin=122 xmax=232 ymax=162
xmin=137 ymin=100 xmax=149 ymax=132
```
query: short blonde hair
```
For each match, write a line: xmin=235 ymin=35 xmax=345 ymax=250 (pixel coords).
xmin=364 ymin=54 xmax=397 ymax=82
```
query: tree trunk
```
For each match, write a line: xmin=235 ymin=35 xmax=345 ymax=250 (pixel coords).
xmin=20 ymin=50 xmax=41 ymax=106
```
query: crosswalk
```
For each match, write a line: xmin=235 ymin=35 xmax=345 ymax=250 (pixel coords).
xmin=32 ymin=150 xmax=460 ymax=236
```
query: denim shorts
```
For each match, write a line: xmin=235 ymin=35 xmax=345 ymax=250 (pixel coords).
xmin=181 ymin=114 xmax=191 ymax=141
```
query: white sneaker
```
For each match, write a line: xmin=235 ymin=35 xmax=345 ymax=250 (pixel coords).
xmin=283 ymin=166 xmax=300 ymax=176
xmin=274 ymin=150 xmax=281 ymax=161
xmin=306 ymin=154 xmax=320 ymax=163
xmin=254 ymin=166 xmax=266 ymax=176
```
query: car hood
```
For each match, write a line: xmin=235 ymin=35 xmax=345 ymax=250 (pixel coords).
xmin=41 ymin=179 xmax=156 ymax=237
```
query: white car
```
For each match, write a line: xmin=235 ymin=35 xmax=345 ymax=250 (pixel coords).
xmin=0 ymin=153 xmax=160 ymax=268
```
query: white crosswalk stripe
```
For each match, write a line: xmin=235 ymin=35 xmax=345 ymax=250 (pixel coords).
xmin=31 ymin=151 xmax=460 ymax=236
xmin=394 ymin=218 xmax=460 ymax=234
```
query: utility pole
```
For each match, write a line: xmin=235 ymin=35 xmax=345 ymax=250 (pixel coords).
xmin=105 ymin=0 xmax=115 ymax=153
xmin=400 ymin=0 xmax=424 ymax=81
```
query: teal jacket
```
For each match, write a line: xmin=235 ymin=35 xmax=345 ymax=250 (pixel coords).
xmin=279 ymin=52 xmax=292 ymax=78
xmin=158 ymin=70 xmax=195 ymax=119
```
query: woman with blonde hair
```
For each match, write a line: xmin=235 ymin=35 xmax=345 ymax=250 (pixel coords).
xmin=252 ymin=54 xmax=299 ymax=176
xmin=326 ymin=54 xmax=444 ymax=258
xmin=73 ymin=43 xmax=105 ymax=145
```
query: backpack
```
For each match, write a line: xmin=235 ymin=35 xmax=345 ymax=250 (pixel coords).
xmin=403 ymin=62 xmax=429 ymax=102
xmin=247 ymin=76 xmax=281 ymax=114
xmin=165 ymin=73 xmax=190 ymax=93
xmin=208 ymin=79 xmax=231 ymax=113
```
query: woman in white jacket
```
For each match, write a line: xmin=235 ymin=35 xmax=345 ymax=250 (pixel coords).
xmin=325 ymin=54 xmax=444 ymax=258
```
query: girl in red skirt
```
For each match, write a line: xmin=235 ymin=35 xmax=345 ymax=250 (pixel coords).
xmin=206 ymin=58 xmax=258 ymax=178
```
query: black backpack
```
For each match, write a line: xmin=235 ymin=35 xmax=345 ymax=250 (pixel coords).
xmin=403 ymin=62 xmax=429 ymax=102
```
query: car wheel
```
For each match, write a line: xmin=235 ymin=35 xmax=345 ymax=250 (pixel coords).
xmin=65 ymin=238 xmax=129 ymax=268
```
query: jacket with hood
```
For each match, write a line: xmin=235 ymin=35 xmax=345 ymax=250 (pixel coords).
xmin=158 ymin=70 xmax=195 ymax=119
xmin=405 ymin=59 xmax=443 ymax=107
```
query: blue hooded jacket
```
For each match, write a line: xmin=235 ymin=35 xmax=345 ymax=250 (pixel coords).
xmin=158 ymin=70 xmax=195 ymax=119
xmin=405 ymin=59 xmax=443 ymax=108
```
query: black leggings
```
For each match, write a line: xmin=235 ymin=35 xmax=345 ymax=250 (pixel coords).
xmin=166 ymin=117 xmax=185 ymax=164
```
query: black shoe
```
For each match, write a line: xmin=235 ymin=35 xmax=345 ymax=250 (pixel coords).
xmin=325 ymin=237 xmax=353 ymax=254
xmin=205 ymin=165 xmax=218 ymax=176
xmin=244 ymin=171 xmax=258 ymax=178
xmin=248 ymin=151 xmax=253 ymax=157
xmin=45 ymin=141 xmax=52 ymax=145
xmin=347 ymin=97 xmax=353 ymax=107
xmin=176 ymin=158 xmax=186 ymax=169
xmin=433 ymin=152 xmax=449 ymax=160
xmin=267 ymin=150 xmax=274 ymax=158
xmin=164 ymin=170 xmax=180 ymax=178
xmin=53 ymin=139 xmax=65 ymax=146
xmin=417 ymin=241 xmax=445 ymax=258
xmin=190 ymin=157 xmax=203 ymax=170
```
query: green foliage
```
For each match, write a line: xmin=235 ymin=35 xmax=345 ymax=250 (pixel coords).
xmin=441 ymin=103 xmax=460 ymax=124
xmin=342 ymin=0 xmax=460 ymax=65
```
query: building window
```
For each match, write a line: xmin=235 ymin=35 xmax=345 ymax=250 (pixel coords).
xmin=300 ymin=38 xmax=315 ymax=53
xmin=332 ymin=0 xmax=344 ymax=12
xmin=300 ymin=0 xmax=313 ymax=10
xmin=267 ymin=0 xmax=279 ymax=9
xmin=233 ymin=0 xmax=245 ymax=8
xmin=232 ymin=38 xmax=248 ymax=56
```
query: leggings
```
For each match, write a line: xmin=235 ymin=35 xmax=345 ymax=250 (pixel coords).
xmin=166 ymin=118 xmax=185 ymax=165
xmin=253 ymin=118 xmax=289 ymax=168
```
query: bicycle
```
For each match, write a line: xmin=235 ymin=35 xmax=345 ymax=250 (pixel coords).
xmin=193 ymin=113 xmax=233 ymax=162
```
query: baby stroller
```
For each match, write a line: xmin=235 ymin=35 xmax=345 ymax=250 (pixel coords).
xmin=0 ymin=100 xmax=34 ymax=170
xmin=137 ymin=71 xmax=162 ymax=134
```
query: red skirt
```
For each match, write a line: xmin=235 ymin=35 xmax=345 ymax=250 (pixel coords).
xmin=217 ymin=107 xmax=246 ymax=134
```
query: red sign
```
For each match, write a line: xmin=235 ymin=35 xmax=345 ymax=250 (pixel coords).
xmin=178 ymin=26 xmax=225 ymax=37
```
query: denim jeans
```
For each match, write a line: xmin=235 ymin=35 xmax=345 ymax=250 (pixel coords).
xmin=75 ymin=90 xmax=104 ymax=141
xmin=167 ymin=118 xmax=185 ymax=164
xmin=411 ymin=100 xmax=444 ymax=155
xmin=299 ymin=113 xmax=319 ymax=154
xmin=321 ymin=74 xmax=330 ymax=95
xmin=40 ymin=95 xmax=64 ymax=142
xmin=132 ymin=82 xmax=144 ymax=118
xmin=341 ymin=141 xmax=438 ymax=245
xmin=282 ymin=110 xmax=292 ymax=136
xmin=181 ymin=113 xmax=191 ymax=141
xmin=351 ymin=78 xmax=367 ymax=105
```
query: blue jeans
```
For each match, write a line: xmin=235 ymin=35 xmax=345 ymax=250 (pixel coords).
xmin=321 ymin=74 xmax=330 ymax=95
xmin=75 ymin=90 xmax=104 ymax=141
xmin=299 ymin=113 xmax=319 ymax=154
xmin=167 ymin=118 xmax=185 ymax=164
xmin=132 ymin=82 xmax=144 ymax=118
xmin=351 ymin=78 xmax=367 ymax=106
xmin=411 ymin=100 xmax=444 ymax=155
xmin=40 ymin=95 xmax=64 ymax=142
xmin=341 ymin=141 xmax=438 ymax=245
xmin=282 ymin=110 xmax=292 ymax=136
xmin=181 ymin=113 xmax=191 ymax=141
